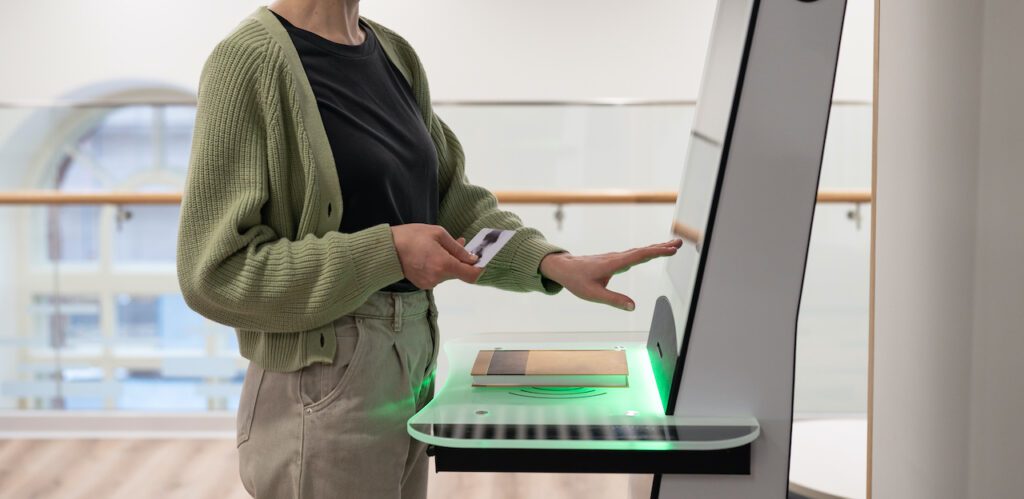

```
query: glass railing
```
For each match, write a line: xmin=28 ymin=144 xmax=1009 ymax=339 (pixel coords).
xmin=0 ymin=101 xmax=870 ymax=416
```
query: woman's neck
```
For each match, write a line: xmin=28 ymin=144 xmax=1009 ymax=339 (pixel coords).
xmin=268 ymin=0 xmax=364 ymax=46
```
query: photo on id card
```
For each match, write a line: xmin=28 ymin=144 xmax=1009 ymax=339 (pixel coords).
xmin=464 ymin=228 xmax=515 ymax=268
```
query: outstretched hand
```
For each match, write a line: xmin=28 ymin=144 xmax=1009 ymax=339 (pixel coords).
xmin=539 ymin=239 xmax=683 ymax=311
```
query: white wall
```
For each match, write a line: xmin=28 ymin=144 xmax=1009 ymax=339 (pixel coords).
xmin=0 ymin=0 xmax=872 ymax=103
xmin=873 ymin=1 xmax=981 ymax=497
xmin=874 ymin=0 xmax=1024 ymax=497
xmin=969 ymin=1 xmax=1024 ymax=497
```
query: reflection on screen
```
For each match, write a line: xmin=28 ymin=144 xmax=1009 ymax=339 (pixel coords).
xmin=665 ymin=0 xmax=755 ymax=351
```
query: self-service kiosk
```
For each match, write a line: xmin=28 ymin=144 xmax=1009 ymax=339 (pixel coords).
xmin=408 ymin=0 xmax=847 ymax=496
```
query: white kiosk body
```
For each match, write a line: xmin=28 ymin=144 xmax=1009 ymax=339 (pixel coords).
xmin=653 ymin=0 xmax=846 ymax=496
xmin=407 ymin=1 xmax=847 ymax=497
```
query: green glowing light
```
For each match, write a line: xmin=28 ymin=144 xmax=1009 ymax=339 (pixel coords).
xmin=407 ymin=332 xmax=759 ymax=451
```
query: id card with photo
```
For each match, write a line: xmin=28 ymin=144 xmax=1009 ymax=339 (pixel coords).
xmin=464 ymin=228 xmax=515 ymax=268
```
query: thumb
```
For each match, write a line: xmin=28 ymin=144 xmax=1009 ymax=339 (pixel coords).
xmin=582 ymin=284 xmax=635 ymax=312
xmin=445 ymin=257 xmax=485 ymax=284
xmin=439 ymin=233 xmax=479 ymax=265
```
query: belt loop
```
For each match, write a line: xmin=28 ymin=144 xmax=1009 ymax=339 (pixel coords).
xmin=393 ymin=293 xmax=403 ymax=332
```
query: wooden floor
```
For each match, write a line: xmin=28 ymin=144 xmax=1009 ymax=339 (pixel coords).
xmin=0 ymin=439 xmax=634 ymax=499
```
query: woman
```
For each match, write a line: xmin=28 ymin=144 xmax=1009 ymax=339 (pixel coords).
xmin=176 ymin=1 xmax=682 ymax=497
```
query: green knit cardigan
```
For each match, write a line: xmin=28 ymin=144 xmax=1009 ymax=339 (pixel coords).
xmin=176 ymin=6 xmax=564 ymax=372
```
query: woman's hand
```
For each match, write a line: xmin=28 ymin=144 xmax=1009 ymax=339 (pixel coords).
xmin=391 ymin=224 xmax=484 ymax=289
xmin=539 ymin=239 xmax=683 ymax=311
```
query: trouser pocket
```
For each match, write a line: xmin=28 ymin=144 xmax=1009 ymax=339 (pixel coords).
xmin=236 ymin=361 xmax=264 ymax=447
xmin=299 ymin=318 xmax=365 ymax=411
xmin=297 ymin=312 xmax=432 ymax=499
xmin=425 ymin=302 xmax=440 ymax=378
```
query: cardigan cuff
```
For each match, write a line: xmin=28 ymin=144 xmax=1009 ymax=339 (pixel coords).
xmin=482 ymin=233 xmax=566 ymax=294
xmin=347 ymin=223 xmax=406 ymax=291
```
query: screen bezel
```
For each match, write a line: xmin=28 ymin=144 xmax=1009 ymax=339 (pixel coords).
xmin=663 ymin=0 xmax=763 ymax=416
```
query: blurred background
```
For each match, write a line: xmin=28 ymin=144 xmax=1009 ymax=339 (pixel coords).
xmin=0 ymin=1 xmax=874 ymax=498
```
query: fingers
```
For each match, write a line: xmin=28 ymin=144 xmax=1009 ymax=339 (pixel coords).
xmin=610 ymin=244 xmax=679 ymax=271
xmin=444 ymin=257 xmax=485 ymax=284
xmin=438 ymin=232 xmax=479 ymax=265
xmin=645 ymin=239 xmax=683 ymax=250
xmin=579 ymin=283 xmax=635 ymax=311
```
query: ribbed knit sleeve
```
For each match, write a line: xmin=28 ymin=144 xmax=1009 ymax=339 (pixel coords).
xmin=176 ymin=33 xmax=405 ymax=333
xmin=430 ymin=116 xmax=566 ymax=294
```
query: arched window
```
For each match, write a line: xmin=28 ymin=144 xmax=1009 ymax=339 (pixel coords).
xmin=17 ymin=100 xmax=239 ymax=411
xmin=48 ymin=105 xmax=191 ymax=262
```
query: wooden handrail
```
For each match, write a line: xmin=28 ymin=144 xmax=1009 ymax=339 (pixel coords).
xmin=671 ymin=220 xmax=704 ymax=247
xmin=495 ymin=190 xmax=679 ymax=204
xmin=815 ymin=190 xmax=872 ymax=204
xmin=0 ymin=191 xmax=184 ymax=205
xmin=0 ymin=189 xmax=872 ymax=205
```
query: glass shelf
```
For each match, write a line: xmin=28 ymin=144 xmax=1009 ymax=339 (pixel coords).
xmin=408 ymin=332 xmax=759 ymax=454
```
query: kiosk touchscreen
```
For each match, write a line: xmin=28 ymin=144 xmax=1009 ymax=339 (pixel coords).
xmin=408 ymin=0 xmax=846 ymax=495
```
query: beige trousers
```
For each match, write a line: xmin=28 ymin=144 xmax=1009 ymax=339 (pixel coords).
xmin=235 ymin=291 xmax=439 ymax=499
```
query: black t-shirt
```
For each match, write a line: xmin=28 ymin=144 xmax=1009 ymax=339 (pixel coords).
xmin=274 ymin=12 xmax=438 ymax=292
